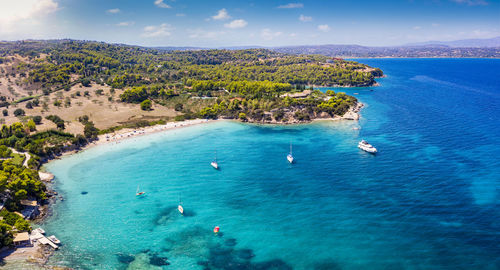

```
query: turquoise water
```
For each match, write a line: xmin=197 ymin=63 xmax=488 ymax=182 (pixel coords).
xmin=42 ymin=59 xmax=500 ymax=269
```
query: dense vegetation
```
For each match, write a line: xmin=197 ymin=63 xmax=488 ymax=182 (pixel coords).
xmin=0 ymin=120 xmax=96 ymax=248
xmin=0 ymin=40 xmax=381 ymax=123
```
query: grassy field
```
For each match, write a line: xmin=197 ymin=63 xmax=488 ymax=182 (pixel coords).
xmin=10 ymin=153 xmax=25 ymax=166
xmin=1 ymin=82 xmax=179 ymax=135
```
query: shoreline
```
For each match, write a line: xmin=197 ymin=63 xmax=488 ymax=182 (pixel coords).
xmin=53 ymin=102 xmax=364 ymax=158
xmin=57 ymin=118 xmax=218 ymax=159
xmin=0 ymin=103 xmax=363 ymax=269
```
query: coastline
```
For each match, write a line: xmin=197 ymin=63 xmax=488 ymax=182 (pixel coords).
xmin=57 ymin=118 xmax=218 ymax=158
xmin=1 ymin=102 xmax=364 ymax=269
xmin=54 ymin=101 xmax=364 ymax=157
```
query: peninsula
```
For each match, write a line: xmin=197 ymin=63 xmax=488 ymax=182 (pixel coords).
xmin=0 ymin=39 xmax=382 ymax=267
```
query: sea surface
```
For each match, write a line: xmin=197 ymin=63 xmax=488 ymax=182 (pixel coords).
xmin=41 ymin=59 xmax=500 ymax=270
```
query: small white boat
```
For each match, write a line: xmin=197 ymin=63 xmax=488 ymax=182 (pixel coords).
xmin=48 ymin=235 xmax=61 ymax=244
xmin=33 ymin=228 xmax=45 ymax=235
xmin=178 ymin=204 xmax=184 ymax=215
xmin=136 ymin=185 xmax=145 ymax=196
xmin=211 ymin=161 xmax=218 ymax=169
xmin=358 ymin=140 xmax=377 ymax=154
xmin=211 ymin=150 xmax=219 ymax=169
xmin=287 ymin=142 xmax=294 ymax=163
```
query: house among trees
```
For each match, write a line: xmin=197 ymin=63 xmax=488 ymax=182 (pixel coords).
xmin=13 ymin=232 xmax=31 ymax=247
xmin=20 ymin=199 xmax=40 ymax=220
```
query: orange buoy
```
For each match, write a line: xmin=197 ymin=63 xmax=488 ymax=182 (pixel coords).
xmin=213 ymin=226 xmax=220 ymax=234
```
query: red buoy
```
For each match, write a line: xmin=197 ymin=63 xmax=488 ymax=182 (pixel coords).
xmin=213 ymin=226 xmax=220 ymax=234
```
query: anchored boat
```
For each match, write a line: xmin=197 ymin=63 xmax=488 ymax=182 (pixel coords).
xmin=48 ymin=235 xmax=61 ymax=244
xmin=358 ymin=140 xmax=377 ymax=154
xmin=211 ymin=149 xmax=219 ymax=169
xmin=178 ymin=195 xmax=184 ymax=215
xmin=136 ymin=185 xmax=145 ymax=196
xmin=287 ymin=142 xmax=294 ymax=163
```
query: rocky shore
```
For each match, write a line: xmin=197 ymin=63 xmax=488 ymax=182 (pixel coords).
xmin=242 ymin=102 xmax=364 ymax=125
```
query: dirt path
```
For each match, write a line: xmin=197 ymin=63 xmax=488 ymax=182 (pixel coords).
xmin=10 ymin=148 xmax=31 ymax=167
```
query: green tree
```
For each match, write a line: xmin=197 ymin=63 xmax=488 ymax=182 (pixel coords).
xmin=2 ymin=110 xmax=7 ymax=116
xmin=13 ymin=109 xmax=25 ymax=117
xmin=140 ymin=99 xmax=152 ymax=111
xmin=81 ymin=78 xmax=91 ymax=87
xmin=32 ymin=116 xmax=42 ymax=125
xmin=174 ymin=103 xmax=183 ymax=111
xmin=83 ymin=122 xmax=99 ymax=139
xmin=26 ymin=119 xmax=36 ymax=132
xmin=14 ymin=218 xmax=31 ymax=232
xmin=239 ymin=112 xmax=247 ymax=121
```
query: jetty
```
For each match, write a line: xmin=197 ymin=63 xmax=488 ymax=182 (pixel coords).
xmin=28 ymin=227 xmax=60 ymax=249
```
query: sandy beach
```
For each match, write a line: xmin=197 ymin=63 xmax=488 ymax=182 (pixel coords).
xmin=60 ymin=119 xmax=218 ymax=157
xmin=68 ymin=104 xmax=362 ymax=154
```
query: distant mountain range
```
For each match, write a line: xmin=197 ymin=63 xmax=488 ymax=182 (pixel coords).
xmin=404 ymin=36 xmax=500 ymax=48
xmin=271 ymin=44 xmax=500 ymax=58
xmin=153 ymin=45 xmax=265 ymax=51
xmin=151 ymin=36 xmax=500 ymax=57
xmin=3 ymin=38 xmax=498 ymax=58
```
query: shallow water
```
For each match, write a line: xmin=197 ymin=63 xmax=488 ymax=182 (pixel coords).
xmin=42 ymin=59 xmax=500 ymax=269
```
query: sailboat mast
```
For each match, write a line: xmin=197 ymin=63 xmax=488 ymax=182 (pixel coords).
xmin=290 ymin=142 xmax=292 ymax=155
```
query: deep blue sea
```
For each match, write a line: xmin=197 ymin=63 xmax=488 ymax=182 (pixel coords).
xmin=41 ymin=59 xmax=500 ymax=270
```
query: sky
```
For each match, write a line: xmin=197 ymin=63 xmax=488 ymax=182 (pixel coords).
xmin=0 ymin=0 xmax=499 ymax=47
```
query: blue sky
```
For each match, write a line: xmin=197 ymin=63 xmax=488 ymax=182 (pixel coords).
xmin=1 ymin=0 xmax=499 ymax=47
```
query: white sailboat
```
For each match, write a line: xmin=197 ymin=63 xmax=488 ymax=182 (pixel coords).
xmin=136 ymin=185 xmax=145 ymax=196
xmin=178 ymin=196 xmax=184 ymax=215
xmin=287 ymin=142 xmax=294 ymax=163
xmin=211 ymin=149 xmax=219 ymax=169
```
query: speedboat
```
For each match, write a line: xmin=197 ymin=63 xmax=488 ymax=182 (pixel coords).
xmin=48 ymin=235 xmax=61 ymax=244
xmin=358 ymin=140 xmax=377 ymax=154
xmin=178 ymin=204 xmax=184 ymax=215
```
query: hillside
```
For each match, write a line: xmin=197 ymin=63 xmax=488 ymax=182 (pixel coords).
xmin=0 ymin=40 xmax=383 ymax=133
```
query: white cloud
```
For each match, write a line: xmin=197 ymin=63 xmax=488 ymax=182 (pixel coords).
xmin=0 ymin=0 xmax=59 ymax=33
xmin=188 ymin=29 xmax=225 ymax=39
xmin=299 ymin=15 xmax=312 ymax=22
xmin=450 ymin=0 xmax=488 ymax=5
xmin=413 ymin=26 xmax=422 ymax=30
xmin=107 ymin=8 xmax=120 ymax=14
xmin=116 ymin=21 xmax=134 ymax=27
xmin=224 ymin=19 xmax=247 ymax=29
xmin=142 ymin=23 xmax=172 ymax=37
xmin=154 ymin=0 xmax=171 ymax=9
xmin=261 ymin=28 xmax=283 ymax=40
xmin=212 ymin=8 xmax=230 ymax=20
xmin=471 ymin=29 xmax=495 ymax=37
xmin=318 ymin=24 xmax=330 ymax=32
xmin=289 ymin=33 xmax=298 ymax=37
xmin=277 ymin=3 xmax=304 ymax=9
xmin=176 ymin=13 xmax=186 ymax=17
